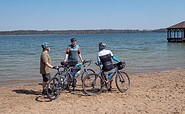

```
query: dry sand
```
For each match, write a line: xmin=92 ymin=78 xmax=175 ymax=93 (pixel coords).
xmin=0 ymin=69 xmax=185 ymax=114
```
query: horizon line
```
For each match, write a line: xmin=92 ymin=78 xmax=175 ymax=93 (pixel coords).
xmin=0 ymin=28 xmax=166 ymax=32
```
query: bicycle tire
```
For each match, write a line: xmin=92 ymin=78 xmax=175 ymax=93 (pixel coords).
xmin=47 ymin=77 xmax=61 ymax=100
xmin=82 ymin=73 xmax=103 ymax=96
xmin=115 ymin=71 xmax=130 ymax=93
xmin=81 ymin=69 xmax=95 ymax=82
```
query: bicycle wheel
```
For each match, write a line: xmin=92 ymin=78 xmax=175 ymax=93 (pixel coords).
xmin=82 ymin=73 xmax=103 ymax=96
xmin=47 ymin=77 xmax=61 ymax=100
xmin=81 ymin=69 xmax=95 ymax=82
xmin=115 ymin=71 xmax=130 ymax=93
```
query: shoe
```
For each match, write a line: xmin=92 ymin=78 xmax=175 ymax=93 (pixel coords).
xmin=63 ymin=84 xmax=68 ymax=90
xmin=42 ymin=89 xmax=47 ymax=95
xmin=47 ymin=88 xmax=52 ymax=93
xmin=108 ymin=86 xmax=112 ymax=92
xmin=71 ymin=83 xmax=76 ymax=87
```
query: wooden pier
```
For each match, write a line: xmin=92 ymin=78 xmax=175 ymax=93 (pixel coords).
xmin=167 ymin=21 xmax=185 ymax=42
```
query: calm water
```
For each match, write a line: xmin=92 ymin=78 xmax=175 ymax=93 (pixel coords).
xmin=1 ymin=32 xmax=185 ymax=84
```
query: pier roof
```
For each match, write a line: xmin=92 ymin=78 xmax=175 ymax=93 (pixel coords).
xmin=167 ymin=21 xmax=185 ymax=29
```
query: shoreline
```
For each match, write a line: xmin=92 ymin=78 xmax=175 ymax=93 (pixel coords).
xmin=0 ymin=68 xmax=183 ymax=86
xmin=0 ymin=79 xmax=41 ymax=86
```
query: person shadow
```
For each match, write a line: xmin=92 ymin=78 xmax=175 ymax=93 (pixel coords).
xmin=12 ymin=89 xmax=51 ymax=102
xmin=12 ymin=89 xmax=41 ymax=95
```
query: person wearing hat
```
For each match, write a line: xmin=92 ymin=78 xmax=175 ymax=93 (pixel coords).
xmin=40 ymin=42 xmax=58 ymax=94
xmin=97 ymin=42 xmax=120 ymax=91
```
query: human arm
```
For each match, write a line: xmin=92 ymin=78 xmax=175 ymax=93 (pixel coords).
xmin=78 ymin=53 xmax=84 ymax=62
xmin=97 ymin=54 xmax=101 ymax=65
xmin=63 ymin=54 xmax=69 ymax=63
xmin=41 ymin=53 xmax=56 ymax=69
xmin=63 ymin=47 xmax=70 ymax=63
xmin=109 ymin=50 xmax=120 ymax=62
xmin=77 ymin=47 xmax=84 ymax=62
xmin=112 ymin=56 xmax=120 ymax=62
xmin=45 ymin=62 xmax=55 ymax=69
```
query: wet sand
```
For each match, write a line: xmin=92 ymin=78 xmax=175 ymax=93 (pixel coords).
xmin=0 ymin=69 xmax=185 ymax=114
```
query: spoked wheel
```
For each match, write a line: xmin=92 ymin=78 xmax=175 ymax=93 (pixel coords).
xmin=115 ymin=71 xmax=130 ymax=93
xmin=47 ymin=78 xmax=61 ymax=100
xmin=81 ymin=69 xmax=95 ymax=82
xmin=82 ymin=73 xmax=102 ymax=96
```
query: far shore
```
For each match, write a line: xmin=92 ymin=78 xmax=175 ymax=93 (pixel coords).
xmin=0 ymin=29 xmax=166 ymax=36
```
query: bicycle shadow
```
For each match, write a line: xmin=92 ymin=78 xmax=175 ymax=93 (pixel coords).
xmin=69 ymin=83 xmax=116 ymax=96
xmin=12 ymin=89 xmax=52 ymax=102
xmin=69 ymin=85 xmax=89 ymax=97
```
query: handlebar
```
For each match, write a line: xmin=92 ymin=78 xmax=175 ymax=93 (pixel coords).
xmin=52 ymin=66 xmax=63 ymax=72
xmin=61 ymin=60 xmax=92 ymax=67
xmin=53 ymin=66 xmax=63 ymax=69
xmin=95 ymin=62 xmax=101 ymax=69
xmin=82 ymin=60 xmax=92 ymax=66
xmin=61 ymin=62 xmax=70 ymax=68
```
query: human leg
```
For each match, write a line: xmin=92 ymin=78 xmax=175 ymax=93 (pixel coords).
xmin=42 ymin=73 xmax=51 ymax=94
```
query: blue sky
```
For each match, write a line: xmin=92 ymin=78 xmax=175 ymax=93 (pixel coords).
xmin=0 ymin=0 xmax=185 ymax=31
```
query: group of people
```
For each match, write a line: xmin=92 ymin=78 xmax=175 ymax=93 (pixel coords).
xmin=40 ymin=38 xmax=121 ymax=94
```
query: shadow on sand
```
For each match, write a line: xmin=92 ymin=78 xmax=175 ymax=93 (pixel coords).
xmin=12 ymin=89 xmax=41 ymax=95
xmin=12 ymin=89 xmax=52 ymax=102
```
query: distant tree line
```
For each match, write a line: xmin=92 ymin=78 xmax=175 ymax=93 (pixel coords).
xmin=0 ymin=29 xmax=166 ymax=36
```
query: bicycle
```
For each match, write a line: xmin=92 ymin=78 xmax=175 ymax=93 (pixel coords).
xmin=46 ymin=60 xmax=95 ymax=100
xmin=64 ymin=60 xmax=95 ymax=92
xmin=82 ymin=62 xmax=130 ymax=96
xmin=46 ymin=65 xmax=69 ymax=100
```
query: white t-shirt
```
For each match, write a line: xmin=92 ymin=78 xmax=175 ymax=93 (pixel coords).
xmin=97 ymin=49 xmax=113 ymax=63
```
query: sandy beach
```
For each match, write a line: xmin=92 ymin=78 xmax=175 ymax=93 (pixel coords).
xmin=0 ymin=69 xmax=185 ymax=114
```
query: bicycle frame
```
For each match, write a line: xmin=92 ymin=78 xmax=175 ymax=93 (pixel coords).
xmin=95 ymin=64 xmax=119 ymax=87
xmin=75 ymin=61 xmax=92 ymax=78
xmin=58 ymin=60 xmax=93 ymax=81
xmin=61 ymin=60 xmax=93 ymax=79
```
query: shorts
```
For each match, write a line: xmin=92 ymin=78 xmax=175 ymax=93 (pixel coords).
xmin=68 ymin=61 xmax=78 ymax=67
xmin=71 ymin=67 xmax=81 ymax=75
xmin=42 ymin=73 xmax=51 ymax=82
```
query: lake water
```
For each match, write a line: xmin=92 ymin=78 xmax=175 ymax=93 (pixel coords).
xmin=1 ymin=32 xmax=185 ymax=85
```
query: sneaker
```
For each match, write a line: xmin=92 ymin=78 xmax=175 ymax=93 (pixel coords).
xmin=42 ymin=89 xmax=47 ymax=95
xmin=47 ymin=88 xmax=52 ymax=93
xmin=108 ymin=86 xmax=112 ymax=91
xmin=71 ymin=83 xmax=76 ymax=87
